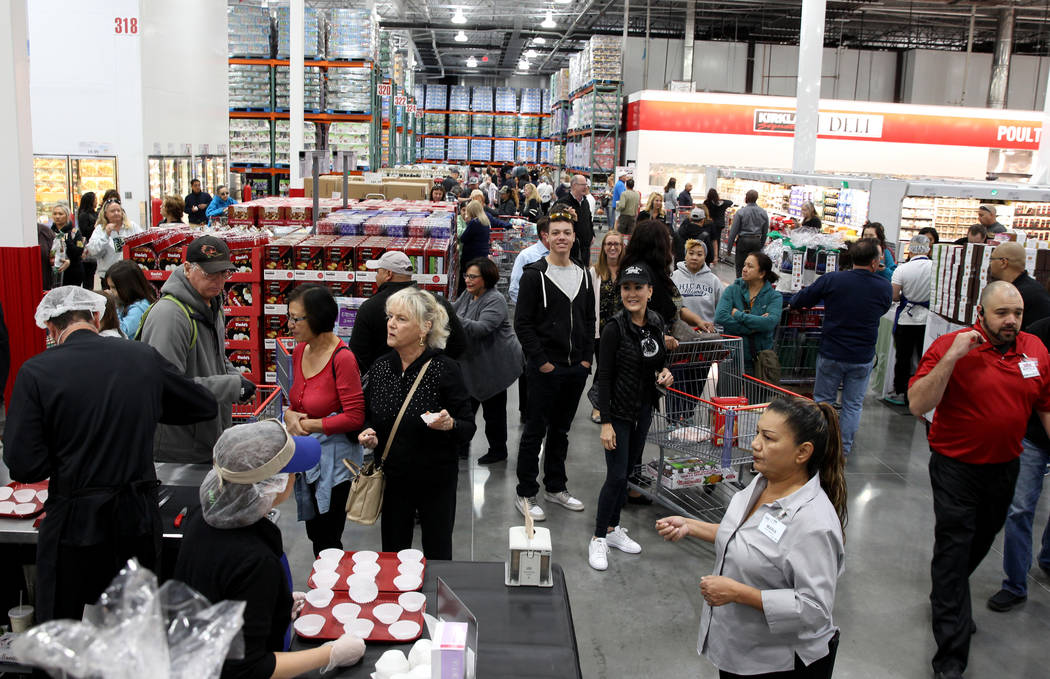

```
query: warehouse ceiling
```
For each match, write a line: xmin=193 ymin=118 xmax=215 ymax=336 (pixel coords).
xmin=367 ymin=0 xmax=1050 ymax=80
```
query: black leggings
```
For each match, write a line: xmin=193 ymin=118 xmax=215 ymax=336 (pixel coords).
xmin=381 ymin=467 xmax=458 ymax=560
xmin=594 ymin=408 xmax=653 ymax=538
xmin=718 ymin=632 xmax=840 ymax=679
xmin=304 ymin=480 xmax=352 ymax=557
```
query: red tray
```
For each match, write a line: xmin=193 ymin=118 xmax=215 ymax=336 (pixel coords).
xmin=295 ymin=590 xmax=426 ymax=643
xmin=0 ymin=481 xmax=48 ymax=519
xmin=307 ymin=551 xmax=426 ymax=592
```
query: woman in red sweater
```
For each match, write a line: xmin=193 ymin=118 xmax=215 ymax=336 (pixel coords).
xmin=283 ymin=284 xmax=365 ymax=556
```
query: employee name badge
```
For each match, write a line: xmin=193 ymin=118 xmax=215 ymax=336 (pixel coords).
xmin=758 ymin=511 xmax=787 ymax=543
xmin=1019 ymin=357 xmax=1040 ymax=379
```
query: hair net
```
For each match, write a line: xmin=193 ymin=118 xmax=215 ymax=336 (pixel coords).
xmin=200 ymin=421 xmax=292 ymax=529
xmin=35 ymin=286 xmax=108 ymax=329
xmin=909 ymin=234 xmax=931 ymax=255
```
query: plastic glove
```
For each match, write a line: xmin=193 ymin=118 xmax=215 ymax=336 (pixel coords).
xmin=238 ymin=376 xmax=257 ymax=404
xmin=322 ymin=634 xmax=366 ymax=672
xmin=291 ymin=591 xmax=307 ymax=619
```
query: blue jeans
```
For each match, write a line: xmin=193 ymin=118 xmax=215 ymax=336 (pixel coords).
xmin=1001 ymin=436 xmax=1050 ymax=597
xmin=813 ymin=355 xmax=874 ymax=455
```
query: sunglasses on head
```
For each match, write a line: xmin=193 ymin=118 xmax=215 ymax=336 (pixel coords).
xmin=548 ymin=210 xmax=576 ymax=223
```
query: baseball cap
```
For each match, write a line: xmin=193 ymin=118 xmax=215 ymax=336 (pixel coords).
xmin=365 ymin=250 xmax=414 ymax=275
xmin=186 ymin=235 xmax=235 ymax=273
xmin=691 ymin=208 xmax=705 ymax=220
xmin=978 ymin=204 xmax=997 ymax=216
xmin=620 ymin=263 xmax=652 ymax=286
xmin=212 ymin=420 xmax=322 ymax=486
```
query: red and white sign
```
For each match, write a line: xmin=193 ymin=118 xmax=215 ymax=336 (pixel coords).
xmin=407 ymin=103 xmax=417 ymax=114
xmin=394 ymin=95 xmax=407 ymax=107
xmin=377 ymin=83 xmax=392 ymax=97
xmin=626 ymin=92 xmax=1046 ymax=151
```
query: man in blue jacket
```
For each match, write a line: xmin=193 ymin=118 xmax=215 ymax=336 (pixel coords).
xmin=790 ymin=238 xmax=892 ymax=455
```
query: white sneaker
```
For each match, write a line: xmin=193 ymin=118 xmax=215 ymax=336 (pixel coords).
xmin=588 ymin=537 xmax=609 ymax=570
xmin=516 ymin=495 xmax=546 ymax=521
xmin=606 ymin=526 xmax=641 ymax=554
xmin=544 ymin=490 xmax=585 ymax=511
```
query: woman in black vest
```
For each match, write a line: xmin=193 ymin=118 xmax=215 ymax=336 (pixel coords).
xmin=588 ymin=263 xmax=673 ymax=572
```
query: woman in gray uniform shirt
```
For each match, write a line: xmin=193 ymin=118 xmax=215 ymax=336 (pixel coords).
xmin=657 ymin=397 xmax=847 ymax=678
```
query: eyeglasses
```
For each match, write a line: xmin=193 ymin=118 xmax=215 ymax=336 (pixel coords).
xmin=464 ymin=273 xmax=482 ymax=280
xmin=193 ymin=264 xmax=235 ymax=281
xmin=288 ymin=314 xmax=308 ymax=325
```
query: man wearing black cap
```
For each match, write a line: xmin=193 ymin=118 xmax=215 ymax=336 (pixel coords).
xmin=140 ymin=234 xmax=257 ymax=463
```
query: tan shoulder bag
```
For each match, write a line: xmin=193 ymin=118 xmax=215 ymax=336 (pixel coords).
xmin=344 ymin=359 xmax=432 ymax=525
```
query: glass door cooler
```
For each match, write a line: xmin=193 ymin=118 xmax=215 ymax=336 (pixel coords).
xmin=70 ymin=156 xmax=118 ymax=207
xmin=33 ymin=155 xmax=71 ymax=218
xmin=147 ymin=155 xmax=192 ymax=211
xmin=193 ymin=155 xmax=229 ymax=194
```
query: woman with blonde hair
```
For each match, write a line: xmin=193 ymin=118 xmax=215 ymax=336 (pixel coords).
xmin=85 ymin=198 xmax=142 ymax=289
xmin=358 ymin=287 xmax=476 ymax=559
xmin=638 ymin=192 xmax=665 ymax=223
xmin=522 ymin=183 xmax=542 ymax=221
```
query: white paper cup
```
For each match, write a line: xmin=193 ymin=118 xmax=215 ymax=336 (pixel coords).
xmin=313 ymin=558 xmax=338 ymax=573
xmin=304 ymin=588 xmax=334 ymax=609
xmin=0 ymin=501 xmax=15 ymax=514
xmin=0 ymin=487 xmax=12 ymax=501
xmin=372 ymin=602 xmax=403 ymax=624
xmin=398 ymin=591 xmax=426 ymax=613
xmin=36 ymin=490 xmax=48 ymax=503
xmin=388 ymin=619 xmax=421 ymax=641
xmin=311 ymin=571 xmax=339 ymax=590
xmin=319 ymin=548 xmax=344 ymax=563
xmin=397 ymin=562 xmax=424 ymax=577
xmin=408 ymin=638 xmax=432 ymax=668
xmin=12 ymin=489 xmax=35 ymax=503
xmin=375 ymin=649 xmax=410 ymax=679
xmin=346 ymin=617 xmax=374 ymax=638
xmin=332 ymin=602 xmax=361 ymax=623
xmin=397 ymin=548 xmax=423 ymax=563
xmin=392 ymin=574 xmax=422 ymax=591
xmin=351 ymin=550 xmax=379 ymax=564
xmin=13 ymin=504 xmax=36 ymax=516
xmin=293 ymin=613 xmax=325 ymax=637
xmin=348 ymin=583 xmax=379 ymax=604
xmin=346 ymin=573 xmax=376 ymax=590
xmin=352 ymin=561 xmax=381 ymax=578
xmin=9 ymin=605 xmax=33 ymax=633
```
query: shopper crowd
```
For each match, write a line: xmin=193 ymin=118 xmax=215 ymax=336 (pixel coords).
xmin=6 ymin=174 xmax=1050 ymax=679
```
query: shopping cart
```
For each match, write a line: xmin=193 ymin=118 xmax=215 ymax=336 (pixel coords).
xmin=232 ymin=385 xmax=283 ymax=423
xmin=630 ymin=335 xmax=806 ymax=521
xmin=275 ymin=337 xmax=295 ymax=399
xmin=773 ymin=300 xmax=825 ymax=396
xmin=490 ymin=226 xmax=538 ymax=301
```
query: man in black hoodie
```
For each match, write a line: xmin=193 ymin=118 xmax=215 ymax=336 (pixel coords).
xmin=513 ymin=205 xmax=595 ymax=522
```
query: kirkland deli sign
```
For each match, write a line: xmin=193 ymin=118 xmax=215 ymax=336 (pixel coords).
xmin=753 ymin=109 xmax=885 ymax=138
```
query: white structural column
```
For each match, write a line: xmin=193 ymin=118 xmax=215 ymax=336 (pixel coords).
xmin=792 ymin=0 xmax=826 ymax=173
xmin=289 ymin=0 xmax=305 ymax=188
xmin=0 ymin=0 xmax=34 ymax=249
xmin=1029 ymin=65 xmax=1050 ymax=185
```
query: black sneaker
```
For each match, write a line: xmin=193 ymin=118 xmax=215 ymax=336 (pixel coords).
xmin=477 ymin=451 xmax=507 ymax=465
xmin=986 ymin=588 xmax=1026 ymax=612
xmin=934 ymin=670 xmax=964 ymax=679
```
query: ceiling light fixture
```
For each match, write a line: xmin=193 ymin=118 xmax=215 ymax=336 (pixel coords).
xmin=524 ymin=49 xmax=538 ymax=59
xmin=533 ymin=36 xmax=546 ymax=45
xmin=455 ymin=30 xmax=467 ymax=42
xmin=554 ymin=0 xmax=572 ymax=4
xmin=541 ymin=10 xmax=556 ymax=29
xmin=466 ymin=55 xmax=478 ymax=68
xmin=452 ymin=7 xmax=467 ymax=24
xmin=518 ymin=58 xmax=529 ymax=71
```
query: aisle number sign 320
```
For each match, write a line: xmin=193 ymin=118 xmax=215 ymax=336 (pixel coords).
xmin=114 ymin=17 xmax=138 ymax=34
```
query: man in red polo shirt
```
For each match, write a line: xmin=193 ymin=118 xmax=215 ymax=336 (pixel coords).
xmin=909 ymin=281 xmax=1050 ymax=679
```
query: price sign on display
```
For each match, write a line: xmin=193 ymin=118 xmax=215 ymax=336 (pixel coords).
xmin=407 ymin=103 xmax=417 ymax=114
xmin=377 ymin=83 xmax=392 ymax=97
xmin=394 ymin=95 xmax=407 ymax=107
xmin=114 ymin=17 xmax=139 ymax=34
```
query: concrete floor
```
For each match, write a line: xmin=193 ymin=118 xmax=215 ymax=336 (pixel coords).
xmin=280 ymin=257 xmax=1050 ymax=678
xmin=279 ymin=389 xmax=1050 ymax=679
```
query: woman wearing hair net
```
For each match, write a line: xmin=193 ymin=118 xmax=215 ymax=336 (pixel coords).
xmin=174 ymin=420 xmax=366 ymax=678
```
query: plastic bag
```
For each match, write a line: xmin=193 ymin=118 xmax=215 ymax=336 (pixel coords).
xmin=11 ymin=559 xmax=246 ymax=679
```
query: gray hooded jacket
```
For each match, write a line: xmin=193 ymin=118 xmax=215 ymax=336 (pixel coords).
xmin=140 ymin=267 xmax=241 ymax=462
xmin=672 ymin=260 xmax=724 ymax=323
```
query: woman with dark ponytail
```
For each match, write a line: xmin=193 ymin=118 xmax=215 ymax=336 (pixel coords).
xmin=657 ymin=396 xmax=846 ymax=679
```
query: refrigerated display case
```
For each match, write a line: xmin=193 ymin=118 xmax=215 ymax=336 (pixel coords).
xmin=194 ymin=155 xmax=229 ymax=193
xmin=33 ymin=155 xmax=70 ymax=217
xmin=147 ymin=155 xmax=193 ymax=216
xmin=70 ymin=156 xmax=118 ymax=206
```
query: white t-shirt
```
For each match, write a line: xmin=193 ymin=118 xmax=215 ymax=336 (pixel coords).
xmin=537 ymin=182 xmax=553 ymax=203
xmin=545 ymin=261 xmax=582 ymax=302
xmin=890 ymin=256 xmax=932 ymax=325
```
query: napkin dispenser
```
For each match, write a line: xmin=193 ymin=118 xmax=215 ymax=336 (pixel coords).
xmin=505 ymin=502 xmax=553 ymax=587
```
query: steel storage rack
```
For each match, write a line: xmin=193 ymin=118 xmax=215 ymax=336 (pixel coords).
xmin=629 ymin=335 xmax=805 ymax=520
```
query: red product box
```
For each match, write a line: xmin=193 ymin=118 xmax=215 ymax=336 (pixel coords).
xmin=263 ymin=280 xmax=295 ymax=306
xmin=712 ymin=397 xmax=750 ymax=446
xmin=425 ymin=238 xmax=451 ymax=274
xmin=262 ymin=314 xmax=288 ymax=348
xmin=224 ymin=317 xmax=257 ymax=350
xmin=326 ymin=236 xmax=365 ymax=271
xmin=227 ymin=202 xmax=257 ymax=227
xmin=226 ymin=348 xmax=261 ymax=383
xmin=257 ymin=201 xmax=285 ymax=228
xmin=264 ymin=348 xmax=277 ymax=375
xmin=266 ymin=235 xmax=305 ymax=270
xmin=223 ymin=283 xmax=262 ymax=317
xmin=295 ymin=236 xmax=337 ymax=271
xmin=404 ymin=238 xmax=427 ymax=274
xmin=286 ymin=201 xmax=313 ymax=228
xmin=355 ymin=236 xmax=390 ymax=271
xmin=325 ymin=281 xmax=354 ymax=297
